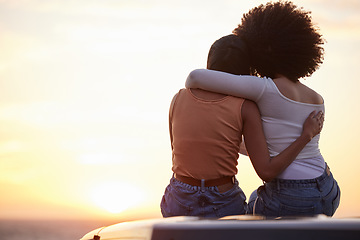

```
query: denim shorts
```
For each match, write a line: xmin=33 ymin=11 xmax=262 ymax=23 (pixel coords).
xmin=160 ymin=176 xmax=247 ymax=218
xmin=248 ymin=164 xmax=341 ymax=217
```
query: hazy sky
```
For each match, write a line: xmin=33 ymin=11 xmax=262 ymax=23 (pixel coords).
xmin=0 ymin=0 xmax=359 ymax=220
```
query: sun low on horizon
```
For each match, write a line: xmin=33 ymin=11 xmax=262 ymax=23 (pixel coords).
xmin=89 ymin=181 xmax=145 ymax=214
xmin=0 ymin=0 xmax=360 ymax=221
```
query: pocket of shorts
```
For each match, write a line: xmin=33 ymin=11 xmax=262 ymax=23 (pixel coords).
xmin=279 ymin=203 xmax=315 ymax=216
xmin=323 ymin=181 xmax=341 ymax=216
xmin=160 ymin=189 xmax=193 ymax=217
xmin=276 ymin=192 xmax=317 ymax=217
xmin=212 ymin=192 xmax=247 ymax=218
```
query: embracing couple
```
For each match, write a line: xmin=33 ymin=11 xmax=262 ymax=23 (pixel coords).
xmin=160 ymin=1 xmax=340 ymax=218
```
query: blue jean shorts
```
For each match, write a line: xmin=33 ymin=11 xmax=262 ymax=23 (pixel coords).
xmin=248 ymin=164 xmax=341 ymax=217
xmin=160 ymin=176 xmax=247 ymax=218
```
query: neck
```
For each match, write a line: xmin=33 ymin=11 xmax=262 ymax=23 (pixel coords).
xmin=274 ymin=74 xmax=299 ymax=83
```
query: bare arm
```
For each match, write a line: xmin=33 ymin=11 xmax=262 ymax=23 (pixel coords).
xmin=169 ymin=93 xmax=179 ymax=151
xmin=185 ymin=69 xmax=266 ymax=101
xmin=242 ymin=100 xmax=324 ymax=182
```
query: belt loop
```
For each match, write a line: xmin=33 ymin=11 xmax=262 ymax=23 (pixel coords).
xmin=201 ymin=179 xmax=205 ymax=193
xmin=326 ymin=164 xmax=331 ymax=176
xmin=276 ymin=179 xmax=280 ymax=192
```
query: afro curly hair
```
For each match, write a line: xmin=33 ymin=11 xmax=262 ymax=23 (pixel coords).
xmin=233 ymin=1 xmax=324 ymax=82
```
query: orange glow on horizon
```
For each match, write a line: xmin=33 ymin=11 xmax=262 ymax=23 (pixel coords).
xmin=0 ymin=0 xmax=359 ymax=221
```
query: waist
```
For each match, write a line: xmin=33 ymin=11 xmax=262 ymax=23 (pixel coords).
xmin=174 ymin=174 xmax=235 ymax=187
xmin=268 ymin=163 xmax=332 ymax=188
xmin=277 ymin=155 xmax=325 ymax=179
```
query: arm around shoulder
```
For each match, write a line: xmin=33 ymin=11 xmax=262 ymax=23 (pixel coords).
xmin=186 ymin=69 xmax=265 ymax=101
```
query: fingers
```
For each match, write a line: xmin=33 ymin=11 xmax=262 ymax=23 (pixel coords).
xmin=313 ymin=111 xmax=323 ymax=119
xmin=308 ymin=110 xmax=316 ymax=119
xmin=308 ymin=111 xmax=324 ymax=135
xmin=314 ymin=111 xmax=324 ymax=131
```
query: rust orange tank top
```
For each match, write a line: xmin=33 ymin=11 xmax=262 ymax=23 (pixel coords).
xmin=170 ymin=88 xmax=244 ymax=179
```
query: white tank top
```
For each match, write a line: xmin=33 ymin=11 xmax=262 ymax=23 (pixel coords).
xmin=256 ymin=78 xmax=325 ymax=179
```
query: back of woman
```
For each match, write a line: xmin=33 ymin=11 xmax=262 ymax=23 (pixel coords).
xmin=161 ymin=31 xmax=325 ymax=218
xmin=232 ymin=1 xmax=326 ymax=180
xmin=256 ymin=77 xmax=325 ymax=179
xmin=185 ymin=1 xmax=340 ymax=217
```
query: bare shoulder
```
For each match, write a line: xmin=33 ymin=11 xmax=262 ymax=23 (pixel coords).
xmin=241 ymin=100 xmax=261 ymax=120
xmin=273 ymin=76 xmax=324 ymax=104
xmin=302 ymin=84 xmax=324 ymax=104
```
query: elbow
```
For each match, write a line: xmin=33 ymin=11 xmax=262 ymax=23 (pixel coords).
xmin=185 ymin=69 xmax=203 ymax=88
xmin=260 ymin=175 xmax=275 ymax=183
xmin=257 ymin=170 xmax=276 ymax=183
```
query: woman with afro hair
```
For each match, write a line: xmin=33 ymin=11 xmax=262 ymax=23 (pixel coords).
xmin=160 ymin=34 xmax=323 ymax=218
xmin=185 ymin=1 xmax=340 ymax=217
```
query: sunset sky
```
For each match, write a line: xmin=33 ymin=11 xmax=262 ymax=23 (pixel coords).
xmin=0 ymin=0 xmax=359 ymax=221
